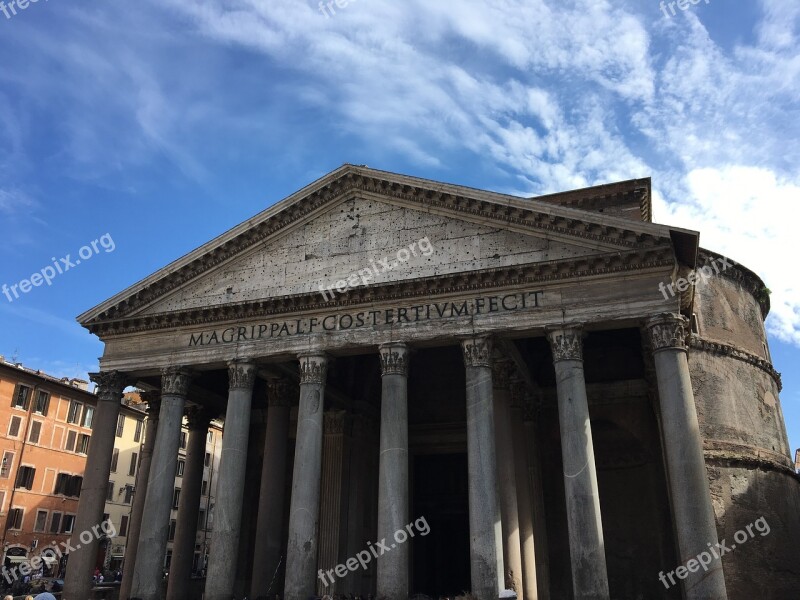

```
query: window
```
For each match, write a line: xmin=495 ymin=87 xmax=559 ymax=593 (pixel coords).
xmin=107 ymin=481 xmax=115 ymax=501
xmin=116 ymin=414 xmax=126 ymax=438
xmin=34 ymin=510 xmax=47 ymax=533
xmin=180 ymin=431 xmax=187 ymax=449
xmin=176 ymin=460 xmax=185 ymax=477
xmin=67 ymin=400 xmax=82 ymax=424
xmin=201 ymin=480 xmax=208 ymax=495
xmin=0 ymin=451 xmax=14 ymax=478
xmin=0 ymin=490 xmax=5 ymax=512
xmin=168 ymin=519 xmax=176 ymax=541
xmin=11 ymin=385 xmax=30 ymax=410
xmin=204 ymin=452 xmax=211 ymax=467
xmin=15 ymin=466 xmax=35 ymax=490
xmin=7 ymin=415 xmax=22 ymax=438
xmin=54 ymin=473 xmax=82 ymax=497
xmin=110 ymin=448 xmax=119 ymax=472
xmin=123 ymin=485 xmax=134 ymax=504
xmin=28 ymin=421 xmax=42 ymax=444
xmin=64 ymin=430 xmax=77 ymax=452
xmin=81 ymin=406 xmax=95 ymax=429
xmin=172 ymin=488 xmax=181 ymax=510
xmin=34 ymin=391 xmax=50 ymax=416
xmin=6 ymin=507 xmax=24 ymax=530
xmin=134 ymin=419 xmax=143 ymax=442
xmin=76 ymin=433 xmax=91 ymax=455
xmin=197 ymin=509 xmax=206 ymax=530
xmin=128 ymin=453 xmax=137 ymax=477
xmin=207 ymin=431 xmax=213 ymax=443
xmin=62 ymin=514 xmax=75 ymax=534
xmin=49 ymin=512 xmax=62 ymax=534
xmin=119 ymin=515 xmax=129 ymax=537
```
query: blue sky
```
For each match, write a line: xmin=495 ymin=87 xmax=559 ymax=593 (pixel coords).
xmin=0 ymin=0 xmax=797 ymax=452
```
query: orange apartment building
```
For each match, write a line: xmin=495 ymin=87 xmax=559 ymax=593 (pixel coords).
xmin=0 ymin=357 xmax=139 ymax=579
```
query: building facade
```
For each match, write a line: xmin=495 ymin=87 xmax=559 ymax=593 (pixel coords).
xmin=66 ymin=166 xmax=799 ymax=600
xmin=0 ymin=359 xmax=96 ymax=580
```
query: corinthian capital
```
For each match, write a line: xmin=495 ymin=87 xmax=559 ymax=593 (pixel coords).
xmin=645 ymin=313 xmax=689 ymax=353
xmin=491 ymin=354 xmax=515 ymax=390
xmin=462 ymin=336 xmax=492 ymax=368
xmin=546 ymin=326 xmax=583 ymax=363
xmin=90 ymin=371 xmax=128 ymax=404
xmin=228 ymin=360 xmax=257 ymax=391
xmin=299 ymin=352 xmax=328 ymax=385
xmin=161 ymin=367 xmax=193 ymax=397
xmin=379 ymin=343 xmax=409 ymax=377
xmin=266 ymin=378 xmax=293 ymax=407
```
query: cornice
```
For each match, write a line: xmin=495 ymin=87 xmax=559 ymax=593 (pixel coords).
xmin=704 ymin=439 xmax=794 ymax=475
xmin=82 ymin=171 xmax=670 ymax=328
xmin=87 ymin=246 xmax=675 ymax=337
xmin=689 ymin=335 xmax=782 ymax=391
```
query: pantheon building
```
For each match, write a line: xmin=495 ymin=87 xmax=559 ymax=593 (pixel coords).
xmin=65 ymin=166 xmax=798 ymax=600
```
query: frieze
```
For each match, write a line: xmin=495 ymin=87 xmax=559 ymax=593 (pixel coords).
xmin=187 ymin=291 xmax=544 ymax=348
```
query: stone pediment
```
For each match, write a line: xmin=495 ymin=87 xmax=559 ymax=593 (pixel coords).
xmin=78 ymin=166 xmax=690 ymax=336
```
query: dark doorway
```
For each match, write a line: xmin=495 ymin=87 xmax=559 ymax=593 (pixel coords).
xmin=411 ymin=453 xmax=470 ymax=597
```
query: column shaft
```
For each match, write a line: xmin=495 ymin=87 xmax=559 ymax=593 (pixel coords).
xmin=205 ymin=360 xmax=257 ymax=600
xmin=131 ymin=368 xmax=193 ymax=600
xmin=63 ymin=372 xmax=127 ymax=600
xmin=285 ymin=353 xmax=328 ymax=600
xmin=646 ymin=314 xmax=727 ymax=599
xmin=462 ymin=337 xmax=504 ymax=600
xmin=523 ymin=403 xmax=550 ymax=600
xmin=119 ymin=394 xmax=160 ymax=600
xmin=251 ymin=379 xmax=292 ymax=598
xmin=167 ymin=411 xmax=211 ymax=600
xmin=493 ymin=359 xmax=523 ymax=596
xmin=377 ymin=343 xmax=410 ymax=600
xmin=510 ymin=383 xmax=538 ymax=600
xmin=547 ymin=327 xmax=609 ymax=600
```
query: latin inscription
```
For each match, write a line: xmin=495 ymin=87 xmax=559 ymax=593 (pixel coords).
xmin=188 ymin=291 xmax=544 ymax=347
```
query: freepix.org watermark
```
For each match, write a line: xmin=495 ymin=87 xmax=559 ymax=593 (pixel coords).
xmin=317 ymin=0 xmax=357 ymax=18
xmin=0 ymin=0 xmax=49 ymax=21
xmin=658 ymin=255 xmax=734 ymax=300
xmin=317 ymin=516 xmax=430 ymax=586
xmin=2 ymin=233 xmax=116 ymax=303
xmin=1 ymin=519 xmax=116 ymax=584
xmin=318 ymin=237 xmax=434 ymax=302
xmin=658 ymin=516 xmax=770 ymax=589
xmin=660 ymin=0 xmax=711 ymax=19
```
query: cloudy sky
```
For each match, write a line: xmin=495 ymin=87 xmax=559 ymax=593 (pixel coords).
xmin=0 ymin=0 xmax=797 ymax=450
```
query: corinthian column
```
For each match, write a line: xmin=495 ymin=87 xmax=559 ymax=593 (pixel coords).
xmin=131 ymin=367 xmax=193 ymax=600
xmin=251 ymin=378 xmax=293 ymax=598
xmin=547 ymin=327 xmax=609 ymax=600
xmin=119 ymin=392 xmax=161 ymax=600
xmin=205 ymin=360 xmax=258 ymax=600
xmin=510 ymin=381 xmax=538 ymax=600
xmin=377 ymin=342 xmax=410 ymax=600
xmin=461 ymin=336 xmax=504 ymax=600
xmin=64 ymin=371 xmax=128 ymax=600
xmin=167 ymin=408 xmax=213 ymax=600
xmin=285 ymin=352 xmax=328 ymax=600
xmin=493 ymin=356 xmax=523 ymax=597
xmin=645 ymin=314 xmax=727 ymax=600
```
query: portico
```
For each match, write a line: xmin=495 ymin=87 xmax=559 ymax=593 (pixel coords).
xmin=67 ymin=166 xmax=728 ymax=600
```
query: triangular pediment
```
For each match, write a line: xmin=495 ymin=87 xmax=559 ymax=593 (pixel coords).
xmin=78 ymin=165 xmax=696 ymax=334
